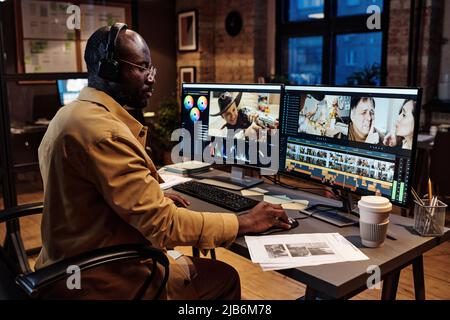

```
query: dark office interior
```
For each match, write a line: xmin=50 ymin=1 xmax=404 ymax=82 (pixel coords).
xmin=0 ymin=0 xmax=449 ymax=301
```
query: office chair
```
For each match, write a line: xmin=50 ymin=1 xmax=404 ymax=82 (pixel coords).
xmin=0 ymin=204 xmax=169 ymax=300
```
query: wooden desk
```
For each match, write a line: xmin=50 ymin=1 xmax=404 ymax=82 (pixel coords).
xmin=170 ymin=170 xmax=450 ymax=300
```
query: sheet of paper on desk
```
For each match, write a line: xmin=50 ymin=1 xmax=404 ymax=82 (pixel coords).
xmin=241 ymin=190 xmax=264 ymax=197
xmin=245 ymin=233 xmax=368 ymax=271
xmin=330 ymin=233 xmax=368 ymax=261
xmin=250 ymin=187 xmax=269 ymax=194
xmin=281 ymin=201 xmax=309 ymax=210
xmin=241 ymin=187 xmax=270 ymax=197
xmin=159 ymin=174 xmax=192 ymax=190
xmin=246 ymin=233 xmax=344 ymax=264
xmin=263 ymin=195 xmax=292 ymax=205
xmin=272 ymin=195 xmax=291 ymax=201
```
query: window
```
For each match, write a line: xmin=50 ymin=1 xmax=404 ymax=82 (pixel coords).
xmin=337 ymin=0 xmax=383 ymax=16
xmin=289 ymin=0 xmax=324 ymax=21
xmin=345 ymin=49 xmax=356 ymax=66
xmin=335 ymin=32 xmax=382 ymax=85
xmin=278 ymin=0 xmax=387 ymax=85
xmin=288 ymin=36 xmax=323 ymax=84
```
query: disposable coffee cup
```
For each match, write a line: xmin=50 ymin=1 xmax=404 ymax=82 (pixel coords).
xmin=360 ymin=220 xmax=390 ymax=248
xmin=358 ymin=196 xmax=392 ymax=247
xmin=358 ymin=196 xmax=392 ymax=224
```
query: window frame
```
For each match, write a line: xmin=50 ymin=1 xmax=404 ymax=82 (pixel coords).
xmin=276 ymin=0 xmax=390 ymax=85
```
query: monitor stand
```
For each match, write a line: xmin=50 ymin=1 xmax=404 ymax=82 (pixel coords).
xmin=300 ymin=190 xmax=359 ymax=227
xmin=197 ymin=166 xmax=263 ymax=190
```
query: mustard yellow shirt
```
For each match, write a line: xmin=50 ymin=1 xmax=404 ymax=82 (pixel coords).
xmin=35 ymin=87 xmax=238 ymax=298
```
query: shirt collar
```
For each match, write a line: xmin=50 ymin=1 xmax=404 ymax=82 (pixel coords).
xmin=77 ymin=87 xmax=147 ymax=142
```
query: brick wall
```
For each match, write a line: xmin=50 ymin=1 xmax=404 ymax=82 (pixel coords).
xmin=387 ymin=0 xmax=444 ymax=103
xmin=386 ymin=0 xmax=411 ymax=86
xmin=176 ymin=0 xmax=215 ymax=84
xmin=176 ymin=0 xmax=443 ymax=104
xmin=176 ymin=0 xmax=268 ymax=89
xmin=417 ymin=0 xmax=444 ymax=102
xmin=440 ymin=0 xmax=450 ymax=75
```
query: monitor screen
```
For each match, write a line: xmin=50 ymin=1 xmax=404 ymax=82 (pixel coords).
xmin=280 ymin=86 xmax=421 ymax=207
xmin=57 ymin=78 xmax=88 ymax=106
xmin=180 ymin=83 xmax=283 ymax=169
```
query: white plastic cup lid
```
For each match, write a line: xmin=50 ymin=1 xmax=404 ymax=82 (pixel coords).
xmin=358 ymin=196 xmax=392 ymax=212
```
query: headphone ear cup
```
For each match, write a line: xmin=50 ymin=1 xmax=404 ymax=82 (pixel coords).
xmin=98 ymin=58 xmax=120 ymax=81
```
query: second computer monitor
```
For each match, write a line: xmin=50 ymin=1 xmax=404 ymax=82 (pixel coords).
xmin=280 ymin=85 xmax=421 ymax=207
xmin=57 ymin=78 xmax=88 ymax=106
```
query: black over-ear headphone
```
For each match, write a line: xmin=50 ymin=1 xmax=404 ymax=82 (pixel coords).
xmin=97 ymin=22 xmax=128 ymax=81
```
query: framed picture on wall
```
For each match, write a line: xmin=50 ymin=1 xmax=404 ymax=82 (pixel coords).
xmin=179 ymin=66 xmax=196 ymax=96
xmin=177 ymin=10 xmax=197 ymax=52
xmin=180 ymin=66 xmax=196 ymax=83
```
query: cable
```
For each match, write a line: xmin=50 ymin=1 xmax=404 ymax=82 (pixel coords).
xmin=271 ymin=175 xmax=331 ymax=192
xmin=262 ymin=174 xmax=337 ymax=199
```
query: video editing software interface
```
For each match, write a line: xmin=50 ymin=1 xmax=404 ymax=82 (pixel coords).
xmin=181 ymin=83 xmax=283 ymax=168
xmin=279 ymin=86 xmax=421 ymax=207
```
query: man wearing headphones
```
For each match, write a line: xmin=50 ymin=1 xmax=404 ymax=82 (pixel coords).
xmin=35 ymin=24 xmax=290 ymax=299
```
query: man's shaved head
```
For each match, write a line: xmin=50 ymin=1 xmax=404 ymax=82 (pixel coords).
xmin=84 ymin=25 xmax=155 ymax=109
xmin=116 ymin=30 xmax=151 ymax=63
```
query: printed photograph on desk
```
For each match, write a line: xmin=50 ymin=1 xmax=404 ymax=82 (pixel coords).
xmin=286 ymin=243 xmax=334 ymax=257
xmin=298 ymin=94 xmax=351 ymax=139
xmin=348 ymin=97 xmax=417 ymax=150
xmin=264 ymin=244 xmax=289 ymax=259
xmin=208 ymin=91 xmax=280 ymax=141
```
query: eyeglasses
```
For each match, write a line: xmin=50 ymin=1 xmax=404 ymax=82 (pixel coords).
xmin=118 ymin=58 xmax=157 ymax=81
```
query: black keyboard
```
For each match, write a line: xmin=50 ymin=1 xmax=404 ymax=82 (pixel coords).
xmin=172 ymin=181 xmax=260 ymax=212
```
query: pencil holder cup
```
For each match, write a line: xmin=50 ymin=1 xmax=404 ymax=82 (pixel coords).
xmin=413 ymin=199 xmax=447 ymax=236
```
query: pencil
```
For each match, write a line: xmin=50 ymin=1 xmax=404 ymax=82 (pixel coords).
xmin=428 ymin=178 xmax=433 ymax=204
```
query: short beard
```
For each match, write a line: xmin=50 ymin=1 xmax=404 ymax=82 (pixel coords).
xmin=107 ymin=82 xmax=147 ymax=109
xmin=87 ymin=75 xmax=147 ymax=109
xmin=114 ymin=90 xmax=147 ymax=109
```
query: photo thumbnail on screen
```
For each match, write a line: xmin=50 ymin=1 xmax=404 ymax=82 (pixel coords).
xmin=348 ymin=97 xmax=417 ymax=150
xmin=298 ymin=94 xmax=350 ymax=139
xmin=208 ymin=91 xmax=280 ymax=141
xmin=297 ymin=93 xmax=417 ymax=151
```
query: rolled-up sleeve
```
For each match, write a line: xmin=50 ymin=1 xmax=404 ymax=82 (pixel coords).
xmin=85 ymin=134 xmax=239 ymax=249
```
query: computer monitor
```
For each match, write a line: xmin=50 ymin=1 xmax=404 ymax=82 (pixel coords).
xmin=279 ymin=85 xmax=421 ymax=225
xmin=180 ymin=83 xmax=283 ymax=189
xmin=57 ymin=78 xmax=88 ymax=106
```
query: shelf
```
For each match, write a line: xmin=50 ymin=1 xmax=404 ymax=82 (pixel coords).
xmin=13 ymin=163 xmax=39 ymax=173
xmin=3 ymin=73 xmax=88 ymax=82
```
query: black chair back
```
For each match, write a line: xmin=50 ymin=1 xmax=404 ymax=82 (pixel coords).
xmin=0 ymin=247 xmax=28 ymax=300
